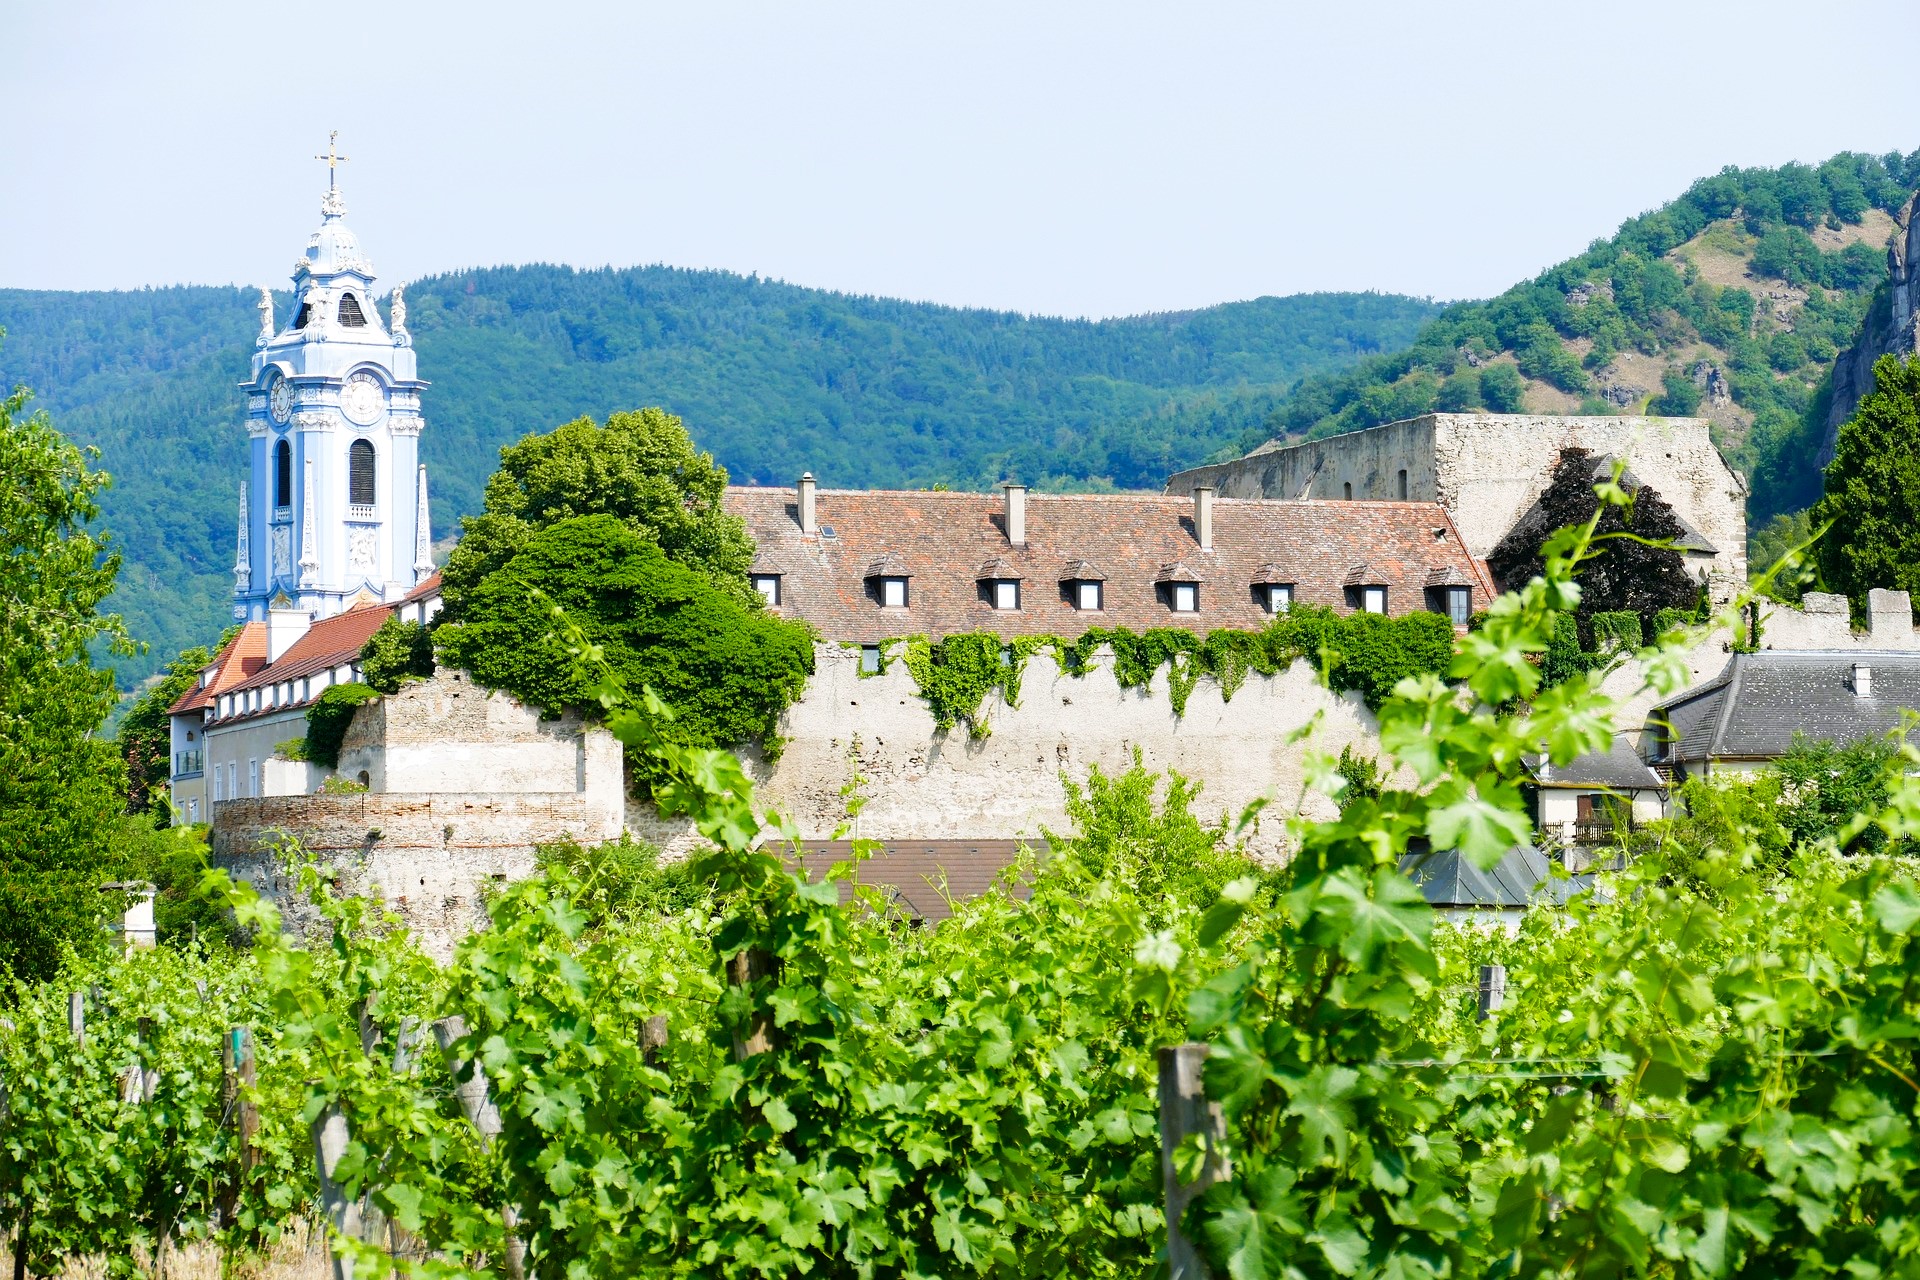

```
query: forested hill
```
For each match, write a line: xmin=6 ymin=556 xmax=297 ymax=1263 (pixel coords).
xmin=0 ymin=275 xmax=1440 ymax=687
xmin=1240 ymin=150 xmax=1920 ymax=526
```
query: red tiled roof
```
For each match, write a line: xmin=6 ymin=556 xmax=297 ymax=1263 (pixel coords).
xmin=786 ymin=839 xmax=1042 ymax=923
xmin=210 ymin=604 xmax=396 ymax=724
xmin=725 ymin=487 xmax=1492 ymax=644
xmin=398 ymin=570 xmax=442 ymax=606
xmin=167 ymin=623 xmax=268 ymax=716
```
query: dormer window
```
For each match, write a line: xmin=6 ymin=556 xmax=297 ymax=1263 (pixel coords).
xmin=1360 ymin=587 xmax=1387 ymax=614
xmin=976 ymin=558 xmax=1021 ymax=611
xmin=337 ymin=294 xmax=368 ymax=327
xmin=752 ymin=573 xmax=782 ymax=606
xmin=866 ymin=555 xmax=911 ymax=608
xmin=1252 ymin=564 xmax=1293 ymax=615
xmin=1061 ymin=559 xmax=1107 ymax=612
xmin=1424 ymin=567 xmax=1475 ymax=624
xmin=1345 ymin=564 xmax=1387 ymax=614
xmin=1156 ymin=561 xmax=1203 ymax=614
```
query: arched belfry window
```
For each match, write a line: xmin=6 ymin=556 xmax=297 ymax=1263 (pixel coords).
xmin=274 ymin=440 xmax=292 ymax=509
xmin=337 ymin=294 xmax=368 ymax=327
xmin=349 ymin=440 xmax=376 ymax=507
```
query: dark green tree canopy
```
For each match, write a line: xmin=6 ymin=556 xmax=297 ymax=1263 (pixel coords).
xmin=1813 ymin=354 xmax=1920 ymax=615
xmin=434 ymin=514 xmax=813 ymax=791
xmin=1486 ymin=447 xmax=1699 ymax=636
xmin=0 ymin=374 xmax=133 ymax=979
xmin=441 ymin=407 xmax=756 ymax=616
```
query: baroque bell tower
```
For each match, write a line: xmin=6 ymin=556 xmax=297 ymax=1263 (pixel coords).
xmin=233 ymin=134 xmax=434 ymax=622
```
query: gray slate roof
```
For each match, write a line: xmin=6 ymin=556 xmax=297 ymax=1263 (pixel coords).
xmin=1526 ymin=736 xmax=1667 ymax=791
xmin=1649 ymin=651 xmax=1920 ymax=763
xmin=1399 ymin=843 xmax=1586 ymax=910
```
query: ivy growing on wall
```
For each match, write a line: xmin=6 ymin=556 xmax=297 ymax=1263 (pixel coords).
xmin=869 ymin=606 xmax=1458 ymax=737
xmin=304 ymin=683 xmax=381 ymax=768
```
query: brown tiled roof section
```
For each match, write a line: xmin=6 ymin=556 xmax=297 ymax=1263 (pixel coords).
xmin=213 ymin=604 xmax=397 ymax=725
xmin=725 ymin=487 xmax=1493 ymax=644
xmin=167 ymin=623 xmax=268 ymax=716
xmin=785 ymin=839 xmax=1042 ymax=923
xmin=398 ymin=570 xmax=443 ymax=606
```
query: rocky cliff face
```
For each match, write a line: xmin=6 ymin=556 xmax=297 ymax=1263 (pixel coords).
xmin=1822 ymin=194 xmax=1920 ymax=465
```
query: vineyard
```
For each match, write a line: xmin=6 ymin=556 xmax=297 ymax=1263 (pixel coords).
xmin=10 ymin=514 xmax=1920 ymax=1280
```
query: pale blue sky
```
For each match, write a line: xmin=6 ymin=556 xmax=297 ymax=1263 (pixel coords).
xmin=4 ymin=0 xmax=1916 ymax=317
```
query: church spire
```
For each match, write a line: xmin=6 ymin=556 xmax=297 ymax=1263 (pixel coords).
xmin=297 ymin=457 xmax=319 ymax=589
xmin=232 ymin=481 xmax=251 ymax=594
xmin=413 ymin=465 xmax=435 ymax=585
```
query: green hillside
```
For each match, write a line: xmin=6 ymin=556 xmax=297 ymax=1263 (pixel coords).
xmin=1239 ymin=150 xmax=1920 ymax=523
xmin=0 ymin=276 xmax=1440 ymax=687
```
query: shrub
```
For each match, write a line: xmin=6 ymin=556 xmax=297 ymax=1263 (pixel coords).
xmin=359 ymin=617 xmax=435 ymax=693
xmin=533 ymin=834 xmax=706 ymax=927
xmin=304 ymin=682 xmax=380 ymax=768
xmin=1479 ymin=362 xmax=1526 ymax=412
xmin=434 ymin=514 xmax=814 ymax=793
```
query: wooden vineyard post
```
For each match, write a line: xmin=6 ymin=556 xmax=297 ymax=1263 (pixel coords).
xmin=1159 ymin=1043 xmax=1229 ymax=1280
xmin=233 ymin=1028 xmax=260 ymax=1173
xmin=433 ymin=1016 xmax=526 ymax=1280
xmin=311 ymin=1102 xmax=363 ymax=1280
xmin=1478 ymin=964 xmax=1508 ymax=1021
xmin=727 ymin=949 xmax=779 ymax=1061
xmin=67 ymin=992 xmax=84 ymax=1053
xmin=640 ymin=1015 xmax=669 ymax=1066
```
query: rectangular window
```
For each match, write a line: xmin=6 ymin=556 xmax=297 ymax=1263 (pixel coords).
xmin=227 ymin=762 xmax=237 ymax=799
xmin=248 ymin=759 xmax=258 ymax=798
xmin=880 ymin=577 xmax=909 ymax=608
xmin=1397 ymin=469 xmax=1409 ymax=500
xmin=1171 ymin=583 xmax=1199 ymax=613
xmin=1075 ymin=581 xmax=1102 ymax=611
xmin=992 ymin=580 xmax=1019 ymax=611
xmin=860 ymin=645 xmax=881 ymax=675
xmin=188 ymin=799 xmax=200 ymax=824
xmin=752 ymin=574 xmax=782 ymax=605
xmin=1445 ymin=586 xmax=1472 ymax=624
xmin=1266 ymin=584 xmax=1293 ymax=614
xmin=212 ymin=768 xmax=223 ymax=803
xmin=1362 ymin=586 xmax=1387 ymax=614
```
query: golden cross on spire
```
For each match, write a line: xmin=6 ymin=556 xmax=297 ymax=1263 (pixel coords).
xmin=314 ymin=131 xmax=349 ymax=188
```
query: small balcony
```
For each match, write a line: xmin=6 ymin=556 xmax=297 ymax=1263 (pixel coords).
xmin=172 ymin=750 xmax=203 ymax=778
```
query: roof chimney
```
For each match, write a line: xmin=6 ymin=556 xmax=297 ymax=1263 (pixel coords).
xmin=1193 ymin=485 xmax=1215 ymax=552
xmin=267 ymin=603 xmax=311 ymax=664
xmin=798 ymin=472 xmax=817 ymax=535
xmin=1853 ymin=662 xmax=1873 ymax=698
xmin=1003 ymin=481 xmax=1027 ymax=547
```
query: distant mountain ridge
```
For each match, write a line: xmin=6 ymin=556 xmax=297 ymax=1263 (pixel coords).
xmin=1235 ymin=150 xmax=1920 ymax=524
xmin=0 ymin=273 xmax=1441 ymax=687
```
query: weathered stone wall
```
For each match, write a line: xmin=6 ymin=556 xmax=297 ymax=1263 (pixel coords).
xmin=620 ymin=641 xmax=1382 ymax=861
xmin=1168 ymin=413 xmax=1748 ymax=602
xmin=212 ymin=790 xmax=621 ymax=957
xmin=337 ymin=671 xmax=615 ymax=798
xmin=1758 ymin=589 xmax=1918 ymax=652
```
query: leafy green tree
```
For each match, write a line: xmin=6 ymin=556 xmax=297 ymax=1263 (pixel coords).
xmin=0 ymin=377 xmax=133 ymax=980
xmin=115 ymin=645 xmax=211 ymax=818
xmin=1434 ymin=369 xmax=1481 ymax=412
xmin=1652 ymin=367 xmax=1703 ymax=415
xmin=435 ymin=514 xmax=813 ymax=791
xmin=441 ymin=407 xmax=758 ymax=616
xmin=1814 ymin=355 xmax=1920 ymax=613
xmin=1478 ymin=361 xmax=1526 ymax=412
xmin=358 ymin=616 xmax=435 ymax=693
xmin=1749 ymin=508 xmax=1819 ymax=602
xmin=1487 ymin=447 xmax=1700 ymax=633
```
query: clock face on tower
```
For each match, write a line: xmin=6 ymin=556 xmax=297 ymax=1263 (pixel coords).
xmin=268 ymin=378 xmax=293 ymax=423
xmin=342 ymin=372 xmax=385 ymax=426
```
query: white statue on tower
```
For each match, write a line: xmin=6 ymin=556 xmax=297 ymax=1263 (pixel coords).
xmin=389 ymin=285 xmax=411 ymax=347
xmin=256 ymin=289 xmax=274 ymax=347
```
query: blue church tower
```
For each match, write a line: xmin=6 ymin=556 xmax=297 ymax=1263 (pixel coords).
xmin=233 ymin=138 xmax=433 ymax=622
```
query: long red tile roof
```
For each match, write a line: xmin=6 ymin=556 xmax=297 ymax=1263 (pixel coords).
xmin=724 ymin=487 xmax=1491 ymax=644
